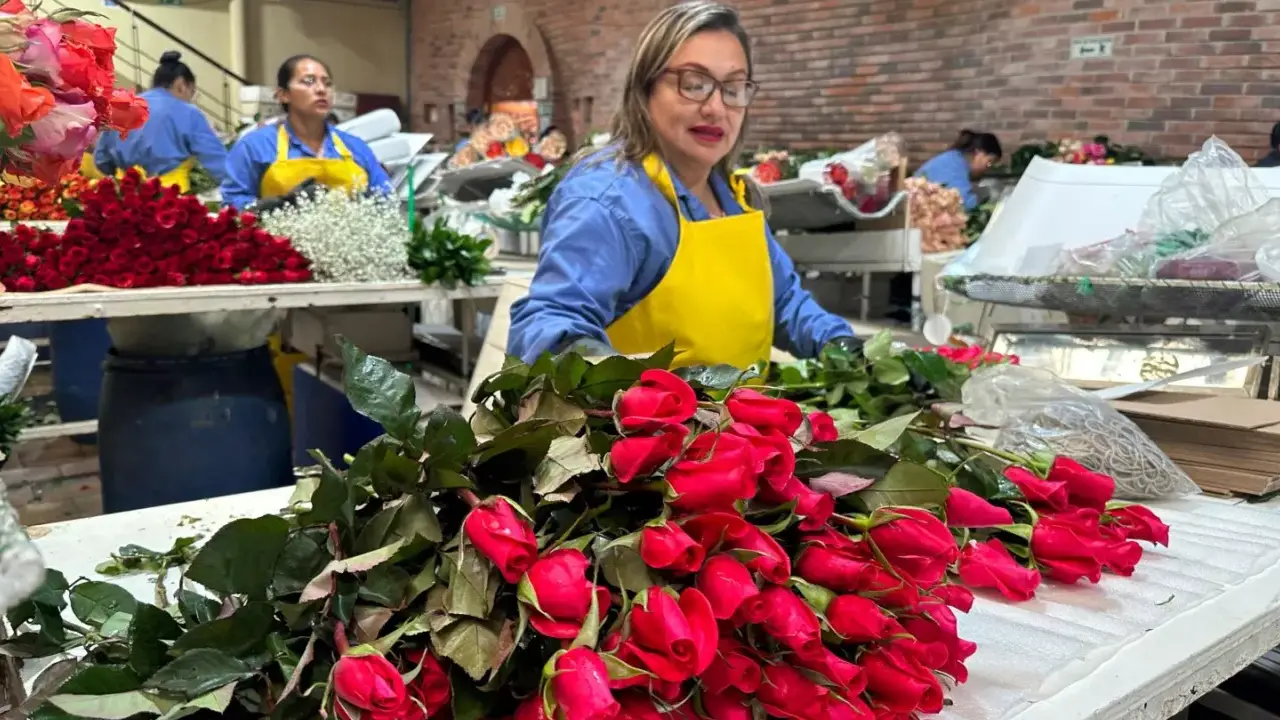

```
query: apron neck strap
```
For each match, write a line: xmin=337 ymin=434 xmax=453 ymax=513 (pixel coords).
xmin=275 ymin=123 xmax=352 ymax=161
xmin=642 ymin=153 xmax=754 ymax=214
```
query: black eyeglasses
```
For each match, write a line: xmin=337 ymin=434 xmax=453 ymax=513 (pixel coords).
xmin=661 ymin=69 xmax=759 ymax=108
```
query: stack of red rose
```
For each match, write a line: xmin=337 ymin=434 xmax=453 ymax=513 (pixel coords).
xmin=930 ymin=345 xmax=1019 ymax=370
xmin=0 ymin=171 xmax=314 ymax=291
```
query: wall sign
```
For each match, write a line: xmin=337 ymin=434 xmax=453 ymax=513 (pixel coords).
xmin=1069 ymin=36 xmax=1114 ymax=59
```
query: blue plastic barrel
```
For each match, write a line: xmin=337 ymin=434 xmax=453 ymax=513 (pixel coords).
xmin=291 ymin=364 xmax=382 ymax=468
xmin=97 ymin=345 xmax=293 ymax=513
xmin=49 ymin=319 xmax=112 ymax=443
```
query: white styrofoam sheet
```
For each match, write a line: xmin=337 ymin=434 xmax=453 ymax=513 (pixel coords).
xmin=22 ymin=491 xmax=1280 ymax=720
xmin=962 ymin=157 xmax=1280 ymax=277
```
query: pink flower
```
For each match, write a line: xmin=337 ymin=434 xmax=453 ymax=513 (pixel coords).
xmin=29 ymin=100 xmax=97 ymax=159
xmin=20 ymin=19 xmax=62 ymax=80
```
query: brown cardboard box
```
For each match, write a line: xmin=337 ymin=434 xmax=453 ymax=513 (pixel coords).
xmin=1111 ymin=391 xmax=1280 ymax=495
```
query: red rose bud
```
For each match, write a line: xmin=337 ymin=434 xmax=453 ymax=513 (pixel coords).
xmin=749 ymin=586 xmax=822 ymax=656
xmin=794 ymin=543 xmax=877 ymax=593
xmin=792 ymin=648 xmax=866 ymax=695
xmin=901 ymin=603 xmax=977 ymax=683
xmin=516 ymin=695 xmax=549 ymax=720
xmin=932 ymin=583 xmax=976 ymax=613
xmin=552 ymin=648 xmax=621 ymax=720
xmin=700 ymin=688 xmax=753 ymax=720
xmin=757 ymin=663 xmax=830 ymax=720
xmin=957 ymin=539 xmax=1040 ymax=601
xmin=615 ymin=692 xmax=664 ymax=720
xmin=462 ymin=496 xmax=538 ymax=583
xmin=609 ymin=427 xmax=687 ymax=483
xmin=725 ymin=423 xmax=795 ymax=489
xmin=617 ymin=587 xmax=717 ymax=682
xmin=826 ymin=696 xmax=873 ymax=720
xmin=825 ymin=593 xmax=897 ymax=643
xmin=331 ymin=653 xmax=409 ymax=720
xmin=1048 ymin=456 xmax=1116 ymax=511
xmin=1030 ymin=510 xmax=1105 ymax=585
xmin=944 ymin=486 xmax=1014 ymax=528
xmin=807 ymin=411 xmax=839 ymax=443
xmin=861 ymin=642 xmax=944 ymax=715
xmin=521 ymin=548 xmax=611 ymax=639
xmin=1003 ymin=466 xmax=1068 ymax=511
xmin=665 ymin=432 xmax=757 ymax=513
xmin=640 ymin=521 xmax=705 ymax=574
xmin=725 ymin=388 xmax=804 ymax=436
xmin=1101 ymin=536 xmax=1143 ymax=577
xmin=615 ymin=369 xmax=697 ymax=433
xmin=760 ymin=476 xmax=834 ymax=531
xmin=680 ymin=512 xmax=792 ymax=584
xmin=695 ymin=554 xmax=760 ymax=620
xmin=401 ymin=650 xmax=451 ymax=720
xmin=699 ymin=637 xmax=762 ymax=694
xmin=1105 ymin=504 xmax=1169 ymax=546
xmin=867 ymin=507 xmax=959 ymax=587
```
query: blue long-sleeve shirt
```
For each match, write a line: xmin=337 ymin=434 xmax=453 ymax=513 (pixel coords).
xmin=915 ymin=149 xmax=979 ymax=210
xmin=219 ymin=122 xmax=393 ymax=210
xmin=94 ymin=88 xmax=228 ymax=183
xmin=508 ymin=151 xmax=852 ymax=363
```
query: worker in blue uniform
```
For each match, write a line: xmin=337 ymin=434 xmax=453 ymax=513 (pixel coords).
xmin=221 ymin=54 xmax=391 ymax=211
xmin=914 ymin=130 xmax=1002 ymax=211
xmin=94 ymin=51 xmax=229 ymax=192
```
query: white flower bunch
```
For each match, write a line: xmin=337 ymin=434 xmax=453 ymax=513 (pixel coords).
xmin=259 ymin=189 xmax=413 ymax=283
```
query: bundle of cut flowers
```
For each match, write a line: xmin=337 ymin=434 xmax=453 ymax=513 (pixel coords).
xmin=0 ymin=170 xmax=311 ymax=291
xmin=0 ymin=171 xmax=88 ymax=221
xmin=903 ymin=177 xmax=969 ymax=253
xmin=0 ymin=0 xmax=149 ymax=182
xmin=7 ymin=333 xmax=1166 ymax=720
xmin=449 ymin=112 xmax=550 ymax=171
xmin=750 ymin=150 xmax=795 ymax=184
xmin=259 ymin=187 xmax=414 ymax=283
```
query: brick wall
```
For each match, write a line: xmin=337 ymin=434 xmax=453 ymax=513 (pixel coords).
xmin=410 ymin=0 xmax=1280 ymax=164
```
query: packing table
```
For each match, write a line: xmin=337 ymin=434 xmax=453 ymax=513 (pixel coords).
xmin=21 ymin=488 xmax=1280 ymax=720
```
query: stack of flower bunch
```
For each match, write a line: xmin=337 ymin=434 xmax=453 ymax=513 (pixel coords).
xmin=821 ymin=133 xmax=906 ymax=214
xmin=9 ymin=334 xmax=1168 ymax=720
xmin=0 ymin=171 xmax=311 ymax=291
xmin=258 ymin=187 xmax=413 ymax=283
xmin=0 ymin=171 xmax=88 ymax=221
xmin=448 ymin=112 xmax=552 ymax=171
xmin=0 ymin=0 xmax=149 ymax=182
xmin=904 ymin=176 xmax=969 ymax=252
xmin=750 ymin=149 xmax=796 ymax=184
xmin=1009 ymin=136 xmax=1154 ymax=176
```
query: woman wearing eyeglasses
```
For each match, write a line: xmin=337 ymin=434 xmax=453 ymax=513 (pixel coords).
xmin=508 ymin=1 xmax=856 ymax=367
xmin=220 ymin=55 xmax=391 ymax=210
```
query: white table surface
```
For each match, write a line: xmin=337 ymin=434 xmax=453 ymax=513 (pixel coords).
xmin=25 ymin=490 xmax=1280 ymax=720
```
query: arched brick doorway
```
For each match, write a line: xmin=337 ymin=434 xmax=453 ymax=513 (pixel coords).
xmin=467 ymin=34 xmax=538 ymax=136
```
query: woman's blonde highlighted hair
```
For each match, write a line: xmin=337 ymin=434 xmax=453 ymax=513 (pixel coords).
xmin=608 ymin=2 xmax=757 ymax=189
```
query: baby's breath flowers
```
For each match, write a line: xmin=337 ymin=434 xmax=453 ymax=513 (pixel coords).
xmin=259 ymin=189 xmax=413 ymax=283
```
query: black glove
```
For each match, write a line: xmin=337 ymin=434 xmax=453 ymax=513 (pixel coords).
xmin=824 ymin=336 xmax=865 ymax=356
xmin=251 ymin=178 xmax=322 ymax=214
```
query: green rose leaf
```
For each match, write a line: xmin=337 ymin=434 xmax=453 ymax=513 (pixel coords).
xmin=442 ymin=549 xmax=498 ymax=619
xmin=872 ymin=357 xmax=911 ymax=387
xmin=432 ymin=618 xmax=501 ymax=681
xmin=299 ymin=539 xmax=407 ymax=603
xmin=349 ymin=437 xmax=423 ymax=498
xmin=642 ymin=342 xmax=677 ymax=371
xmin=340 ymin=336 xmax=420 ymax=441
xmin=70 ymin=582 xmax=138 ymax=627
xmin=185 ymin=515 xmax=291 ymax=600
xmin=47 ymin=690 xmax=166 ymax=719
xmin=358 ymin=564 xmax=411 ymax=608
xmin=128 ymin=603 xmax=183 ymax=678
xmin=57 ymin=665 xmax=142 ymax=695
xmin=857 ymin=461 xmax=949 ymax=512
xmin=299 ymin=451 xmax=356 ymax=529
xmin=169 ymin=602 xmax=276 ymax=658
xmin=592 ymin=534 xmax=652 ymax=593
xmin=354 ymin=493 xmax=442 ymax=555
xmin=795 ymin=439 xmax=895 ymax=482
xmin=414 ymin=406 xmax=477 ymax=470
xmin=534 ymin=436 xmax=602 ymax=499
xmin=517 ymin=391 xmax=587 ymax=435
xmin=271 ymin=528 xmax=333 ymax=597
xmin=552 ymin=353 xmax=589 ymax=395
xmin=156 ymin=682 xmax=237 ymax=720
xmin=676 ymin=364 xmax=759 ymax=391
xmin=851 ymin=411 xmax=920 ymax=451
xmin=863 ymin=331 xmax=893 ymax=363
xmin=142 ymin=648 xmax=259 ymax=699
xmin=576 ymin=356 xmax=647 ymax=405
xmin=177 ymin=590 xmax=219 ymax=627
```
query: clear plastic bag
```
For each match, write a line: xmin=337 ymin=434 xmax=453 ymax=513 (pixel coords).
xmin=961 ymin=364 xmax=1200 ymax=500
xmin=796 ymin=132 xmax=906 ymax=213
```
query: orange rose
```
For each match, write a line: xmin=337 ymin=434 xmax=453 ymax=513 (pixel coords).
xmin=0 ymin=56 xmax=55 ymax=137
xmin=104 ymin=88 xmax=148 ymax=135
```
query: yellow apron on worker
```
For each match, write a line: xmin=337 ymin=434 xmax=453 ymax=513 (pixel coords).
xmin=118 ymin=157 xmax=197 ymax=193
xmin=80 ymin=153 xmax=105 ymax=180
xmin=258 ymin=125 xmax=368 ymax=200
xmin=606 ymin=154 xmax=774 ymax=369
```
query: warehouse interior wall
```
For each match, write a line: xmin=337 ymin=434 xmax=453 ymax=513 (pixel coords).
xmin=55 ymin=0 xmax=407 ymax=110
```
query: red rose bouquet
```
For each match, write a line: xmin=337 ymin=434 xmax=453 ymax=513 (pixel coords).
xmin=0 ymin=0 xmax=148 ymax=182
xmin=0 ymin=170 xmax=312 ymax=291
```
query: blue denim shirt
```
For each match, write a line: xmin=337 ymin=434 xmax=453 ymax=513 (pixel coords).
xmin=915 ymin=149 xmax=979 ymax=210
xmin=95 ymin=88 xmax=228 ymax=183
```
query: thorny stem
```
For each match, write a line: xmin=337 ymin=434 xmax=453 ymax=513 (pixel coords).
xmin=459 ymin=489 xmax=482 ymax=508
xmin=333 ymin=621 xmax=350 ymax=655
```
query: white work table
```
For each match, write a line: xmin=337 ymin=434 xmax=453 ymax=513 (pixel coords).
xmin=23 ymin=489 xmax=1280 ymax=720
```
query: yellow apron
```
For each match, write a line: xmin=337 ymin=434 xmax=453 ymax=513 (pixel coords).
xmin=80 ymin=153 xmax=105 ymax=180
xmin=258 ymin=124 xmax=368 ymax=200
xmin=606 ymin=155 xmax=774 ymax=369
xmin=117 ymin=157 xmax=196 ymax=193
